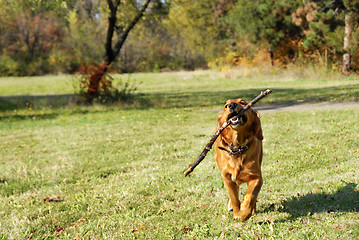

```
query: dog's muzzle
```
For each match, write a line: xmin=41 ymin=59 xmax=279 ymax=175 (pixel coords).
xmin=229 ymin=114 xmax=247 ymax=127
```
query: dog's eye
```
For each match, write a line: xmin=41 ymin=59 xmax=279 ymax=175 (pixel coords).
xmin=225 ymin=104 xmax=228 ymax=108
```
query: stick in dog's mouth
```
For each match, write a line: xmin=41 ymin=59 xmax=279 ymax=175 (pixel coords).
xmin=229 ymin=114 xmax=247 ymax=127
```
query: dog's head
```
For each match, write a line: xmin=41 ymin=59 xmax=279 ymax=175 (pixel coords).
xmin=217 ymin=98 xmax=263 ymax=141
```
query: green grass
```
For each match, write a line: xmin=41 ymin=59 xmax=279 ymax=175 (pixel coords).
xmin=0 ymin=70 xmax=359 ymax=239
xmin=0 ymin=75 xmax=74 ymax=96
xmin=1 ymin=68 xmax=359 ymax=111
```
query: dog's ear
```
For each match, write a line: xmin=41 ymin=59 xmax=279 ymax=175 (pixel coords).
xmin=252 ymin=111 xmax=263 ymax=140
xmin=239 ymin=99 xmax=247 ymax=106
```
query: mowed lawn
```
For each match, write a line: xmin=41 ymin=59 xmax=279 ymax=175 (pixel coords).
xmin=0 ymin=70 xmax=359 ymax=239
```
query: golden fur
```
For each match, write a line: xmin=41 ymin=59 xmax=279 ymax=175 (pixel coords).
xmin=214 ymin=98 xmax=263 ymax=221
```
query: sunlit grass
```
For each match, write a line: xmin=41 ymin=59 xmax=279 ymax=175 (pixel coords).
xmin=0 ymin=105 xmax=358 ymax=239
xmin=0 ymin=75 xmax=74 ymax=96
xmin=1 ymin=69 xmax=359 ymax=112
xmin=1 ymin=68 xmax=359 ymax=96
xmin=0 ymin=70 xmax=358 ymax=239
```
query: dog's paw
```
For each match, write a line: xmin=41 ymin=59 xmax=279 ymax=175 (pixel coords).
xmin=233 ymin=215 xmax=241 ymax=221
xmin=239 ymin=208 xmax=252 ymax=222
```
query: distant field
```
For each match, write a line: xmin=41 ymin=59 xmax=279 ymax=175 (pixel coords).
xmin=0 ymin=70 xmax=359 ymax=239
xmin=1 ymin=68 xmax=359 ymax=111
xmin=0 ymin=75 xmax=74 ymax=96
xmin=1 ymin=68 xmax=359 ymax=96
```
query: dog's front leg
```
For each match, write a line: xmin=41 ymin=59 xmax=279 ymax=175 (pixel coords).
xmin=239 ymin=177 xmax=262 ymax=222
xmin=222 ymin=175 xmax=240 ymax=220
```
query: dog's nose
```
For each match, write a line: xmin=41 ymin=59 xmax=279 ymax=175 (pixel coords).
xmin=228 ymin=102 xmax=237 ymax=111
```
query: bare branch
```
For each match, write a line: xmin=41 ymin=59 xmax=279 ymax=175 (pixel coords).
xmin=111 ymin=0 xmax=151 ymax=62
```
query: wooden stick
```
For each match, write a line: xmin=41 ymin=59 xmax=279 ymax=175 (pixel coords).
xmin=184 ymin=89 xmax=272 ymax=177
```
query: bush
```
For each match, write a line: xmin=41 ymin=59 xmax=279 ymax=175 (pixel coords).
xmin=0 ymin=53 xmax=19 ymax=76
xmin=74 ymin=63 xmax=137 ymax=104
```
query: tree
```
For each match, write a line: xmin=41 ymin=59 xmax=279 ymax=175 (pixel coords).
xmin=224 ymin=0 xmax=303 ymax=66
xmin=342 ymin=8 xmax=352 ymax=74
xmin=165 ymin=0 xmax=225 ymax=68
xmin=59 ymin=1 xmax=107 ymax=73
xmin=83 ymin=0 xmax=151 ymax=102
xmin=317 ymin=0 xmax=350 ymax=73
xmin=294 ymin=0 xmax=359 ymax=73
xmin=117 ymin=0 xmax=178 ymax=72
xmin=341 ymin=0 xmax=359 ymax=74
xmin=0 ymin=0 xmax=69 ymax=75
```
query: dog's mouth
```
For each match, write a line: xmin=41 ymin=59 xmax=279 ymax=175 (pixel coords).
xmin=229 ymin=114 xmax=247 ymax=127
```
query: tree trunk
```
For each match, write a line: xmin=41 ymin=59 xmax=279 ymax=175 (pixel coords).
xmin=86 ymin=0 xmax=151 ymax=100
xmin=268 ymin=48 xmax=274 ymax=67
xmin=342 ymin=11 xmax=351 ymax=74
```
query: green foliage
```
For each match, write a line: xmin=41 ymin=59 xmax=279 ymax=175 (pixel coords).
xmin=115 ymin=1 xmax=178 ymax=72
xmin=225 ymin=0 xmax=302 ymax=50
xmin=119 ymin=0 xmax=217 ymax=72
xmin=165 ymin=0 xmax=224 ymax=67
xmin=60 ymin=7 xmax=106 ymax=72
xmin=0 ymin=53 xmax=19 ymax=76
xmin=300 ymin=6 xmax=342 ymax=51
xmin=0 ymin=0 xmax=68 ymax=76
xmin=1 ymin=0 xmax=359 ymax=75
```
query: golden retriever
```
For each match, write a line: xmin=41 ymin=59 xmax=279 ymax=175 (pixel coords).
xmin=214 ymin=98 xmax=263 ymax=221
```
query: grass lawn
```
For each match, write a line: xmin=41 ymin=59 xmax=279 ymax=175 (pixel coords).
xmin=0 ymin=69 xmax=359 ymax=239
xmin=1 ymin=68 xmax=359 ymax=110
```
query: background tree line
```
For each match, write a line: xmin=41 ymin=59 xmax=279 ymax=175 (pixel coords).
xmin=0 ymin=0 xmax=359 ymax=76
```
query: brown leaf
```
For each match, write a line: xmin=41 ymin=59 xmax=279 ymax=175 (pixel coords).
xmin=219 ymin=231 xmax=227 ymax=238
xmin=254 ymin=231 xmax=262 ymax=240
xmin=268 ymin=203 xmax=275 ymax=210
xmin=181 ymin=226 xmax=191 ymax=232
xmin=44 ymin=196 xmax=64 ymax=202
xmin=327 ymin=209 xmax=335 ymax=214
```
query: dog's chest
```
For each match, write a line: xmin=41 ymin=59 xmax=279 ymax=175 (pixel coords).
xmin=227 ymin=155 xmax=246 ymax=183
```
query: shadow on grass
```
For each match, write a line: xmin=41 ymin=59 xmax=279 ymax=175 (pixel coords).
xmin=0 ymin=177 xmax=40 ymax=197
xmin=264 ymin=182 xmax=359 ymax=220
xmin=0 ymin=94 xmax=80 ymax=111
xmin=0 ymin=113 xmax=59 ymax=122
xmin=134 ymin=84 xmax=359 ymax=109
xmin=1 ymin=84 xmax=359 ymax=111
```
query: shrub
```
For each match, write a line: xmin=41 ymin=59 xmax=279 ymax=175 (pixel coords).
xmin=74 ymin=63 xmax=136 ymax=104
xmin=0 ymin=53 xmax=19 ymax=76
